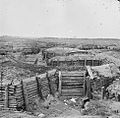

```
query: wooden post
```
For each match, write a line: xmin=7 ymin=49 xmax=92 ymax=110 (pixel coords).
xmin=21 ymin=80 xmax=29 ymax=111
xmin=46 ymin=72 xmax=53 ymax=95
xmin=4 ymin=85 xmax=9 ymax=108
xmin=36 ymin=77 xmax=44 ymax=100
xmin=101 ymin=86 xmax=105 ymax=100
xmin=83 ymin=73 xmax=86 ymax=97
xmin=92 ymin=60 xmax=93 ymax=66
xmin=58 ymin=71 xmax=62 ymax=95
xmin=85 ymin=59 xmax=86 ymax=67
xmin=86 ymin=77 xmax=91 ymax=99
xmin=21 ymin=80 xmax=25 ymax=110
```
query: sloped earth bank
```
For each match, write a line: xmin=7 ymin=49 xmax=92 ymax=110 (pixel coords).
xmin=1 ymin=95 xmax=120 ymax=118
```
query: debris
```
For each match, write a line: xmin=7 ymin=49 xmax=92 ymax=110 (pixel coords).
xmin=70 ymin=98 xmax=76 ymax=103
xmin=38 ymin=113 xmax=45 ymax=118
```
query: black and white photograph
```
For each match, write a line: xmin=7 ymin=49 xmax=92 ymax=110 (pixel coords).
xmin=0 ymin=0 xmax=120 ymax=118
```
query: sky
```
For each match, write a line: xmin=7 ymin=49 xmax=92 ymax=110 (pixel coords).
xmin=0 ymin=0 xmax=120 ymax=38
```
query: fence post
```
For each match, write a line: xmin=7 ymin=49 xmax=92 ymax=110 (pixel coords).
xmin=36 ymin=77 xmax=44 ymax=100
xmin=83 ymin=73 xmax=86 ymax=97
xmin=21 ymin=80 xmax=29 ymax=111
xmin=46 ymin=72 xmax=53 ymax=95
xmin=4 ymin=84 xmax=9 ymax=108
xmin=86 ymin=77 xmax=91 ymax=99
xmin=101 ymin=86 xmax=105 ymax=100
xmin=58 ymin=71 xmax=62 ymax=95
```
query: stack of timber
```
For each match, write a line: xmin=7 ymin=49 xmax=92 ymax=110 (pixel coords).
xmin=37 ymin=73 xmax=50 ymax=98
xmin=0 ymin=69 xmax=58 ymax=110
xmin=8 ymin=85 xmax=17 ymax=108
xmin=22 ymin=76 xmax=39 ymax=110
xmin=0 ymin=86 xmax=5 ymax=108
xmin=37 ymin=69 xmax=57 ymax=98
xmin=15 ymin=82 xmax=24 ymax=108
xmin=60 ymin=71 xmax=86 ymax=97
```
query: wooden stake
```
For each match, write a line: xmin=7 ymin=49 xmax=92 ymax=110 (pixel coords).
xmin=21 ymin=80 xmax=29 ymax=110
xmin=46 ymin=72 xmax=53 ymax=95
xmin=58 ymin=71 xmax=62 ymax=95
xmin=36 ymin=77 xmax=44 ymax=100
xmin=4 ymin=85 xmax=9 ymax=108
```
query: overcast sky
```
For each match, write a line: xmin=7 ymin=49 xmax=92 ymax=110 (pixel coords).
xmin=0 ymin=0 xmax=120 ymax=38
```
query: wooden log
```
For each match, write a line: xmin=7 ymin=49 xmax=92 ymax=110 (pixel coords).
xmin=83 ymin=74 xmax=86 ymax=97
xmin=62 ymin=76 xmax=84 ymax=80
xmin=62 ymin=92 xmax=83 ymax=96
xmin=36 ymin=77 xmax=44 ymax=100
xmin=86 ymin=77 xmax=92 ymax=99
xmin=27 ymin=92 xmax=38 ymax=98
xmin=16 ymin=97 xmax=24 ymax=102
xmin=62 ymin=82 xmax=83 ymax=86
xmin=21 ymin=80 xmax=27 ymax=110
xmin=62 ymin=79 xmax=84 ymax=83
xmin=15 ymin=89 xmax=23 ymax=93
xmin=27 ymin=80 xmax=37 ymax=84
xmin=8 ymin=96 xmax=15 ymax=99
xmin=58 ymin=71 xmax=62 ymax=95
xmin=62 ymin=73 xmax=85 ymax=77
xmin=4 ymin=85 xmax=9 ymax=108
xmin=62 ymin=88 xmax=84 ymax=93
xmin=26 ymin=83 xmax=37 ymax=88
xmin=62 ymin=86 xmax=83 ymax=89
xmin=41 ymin=81 xmax=48 ymax=85
xmin=41 ymin=88 xmax=50 ymax=93
xmin=46 ymin=72 xmax=52 ymax=95
xmin=26 ymin=86 xmax=37 ymax=91
xmin=42 ymin=83 xmax=49 ymax=87
xmin=15 ymin=92 xmax=23 ymax=97
xmin=27 ymin=90 xmax=38 ymax=96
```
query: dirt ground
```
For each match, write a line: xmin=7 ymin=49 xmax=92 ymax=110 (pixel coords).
xmin=1 ymin=97 xmax=120 ymax=118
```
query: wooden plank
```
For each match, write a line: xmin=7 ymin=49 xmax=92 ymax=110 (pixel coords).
xmin=16 ymin=89 xmax=23 ymax=94
xmin=27 ymin=90 xmax=38 ymax=96
xmin=62 ymin=88 xmax=83 ymax=93
xmin=62 ymin=92 xmax=83 ymax=96
xmin=62 ymin=76 xmax=84 ymax=80
xmin=62 ymin=82 xmax=83 ymax=86
xmin=62 ymin=80 xmax=84 ymax=83
xmin=62 ymin=73 xmax=85 ymax=77
xmin=26 ymin=85 xmax=37 ymax=91
xmin=26 ymin=83 xmax=37 ymax=88
xmin=27 ymin=92 xmax=38 ymax=98
xmin=62 ymin=86 xmax=83 ymax=89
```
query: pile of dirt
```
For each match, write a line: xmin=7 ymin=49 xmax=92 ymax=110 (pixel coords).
xmin=26 ymin=93 xmax=70 ymax=118
xmin=81 ymin=100 xmax=111 ymax=116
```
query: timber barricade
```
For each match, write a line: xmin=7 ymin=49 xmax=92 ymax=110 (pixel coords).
xmin=59 ymin=70 xmax=86 ymax=98
xmin=0 ymin=69 xmax=58 ymax=110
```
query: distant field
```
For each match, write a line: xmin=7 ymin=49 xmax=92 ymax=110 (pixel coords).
xmin=0 ymin=36 xmax=120 ymax=47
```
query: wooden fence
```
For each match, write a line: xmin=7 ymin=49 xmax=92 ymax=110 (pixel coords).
xmin=59 ymin=71 xmax=86 ymax=98
xmin=0 ymin=69 xmax=58 ymax=110
xmin=47 ymin=59 xmax=102 ymax=67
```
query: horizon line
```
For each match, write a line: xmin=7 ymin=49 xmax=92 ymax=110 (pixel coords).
xmin=0 ymin=35 xmax=120 ymax=40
